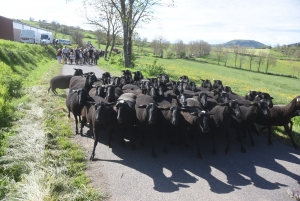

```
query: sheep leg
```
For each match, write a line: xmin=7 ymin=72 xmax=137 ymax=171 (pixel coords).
xmin=284 ymin=124 xmax=299 ymax=150
xmin=251 ymin=123 xmax=260 ymax=135
xmin=118 ymin=126 xmax=126 ymax=148
xmin=74 ymin=115 xmax=79 ymax=134
xmin=139 ymin=127 xmax=145 ymax=147
xmin=267 ymin=126 xmax=273 ymax=145
xmin=225 ymin=130 xmax=230 ymax=154
xmin=197 ymin=133 xmax=202 ymax=159
xmin=211 ymin=130 xmax=216 ymax=154
xmin=80 ymin=116 xmax=87 ymax=136
xmin=163 ymin=128 xmax=168 ymax=154
xmin=90 ymin=129 xmax=98 ymax=160
xmin=151 ymin=128 xmax=157 ymax=158
xmin=130 ymin=126 xmax=137 ymax=150
xmin=107 ymin=126 xmax=114 ymax=148
xmin=289 ymin=121 xmax=293 ymax=133
xmin=247 ymin=128 xmax=255 ymax=146
xmin=237 ymin=130 xmax=246 ymax=153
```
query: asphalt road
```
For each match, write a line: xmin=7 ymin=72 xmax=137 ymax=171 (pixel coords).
xmin=61 ymin=63 xmax=300 ymax=201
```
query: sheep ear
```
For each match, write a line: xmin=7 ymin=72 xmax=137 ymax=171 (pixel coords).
xmin=271 ymin=97 xmax=274 ymax=100
xmin=92 ymin=85 xmax=96 ymax=88
xmin=138 ymin=105 xmax=147 ymax=108
xmin=72 ymin=89 xmax=78 ymax=93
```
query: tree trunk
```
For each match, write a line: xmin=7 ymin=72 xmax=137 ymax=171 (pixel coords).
xmin=109 ymin=34 xmax=116 ymax=58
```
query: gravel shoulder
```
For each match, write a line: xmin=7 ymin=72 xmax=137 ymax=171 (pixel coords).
xmin=62 ymin=64 xmax=300 ymax=201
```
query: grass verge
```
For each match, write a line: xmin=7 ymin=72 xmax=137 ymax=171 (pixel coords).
xmin=0 ymin=60 xmax=105 ymax=200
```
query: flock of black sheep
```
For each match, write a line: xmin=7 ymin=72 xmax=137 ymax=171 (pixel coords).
xmin=48 ymin=68 xmax=300 ymax=160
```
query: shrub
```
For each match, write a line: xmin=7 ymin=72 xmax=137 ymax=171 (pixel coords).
xmin=109 ymin=52 xmax=124 ymax=66
xmin=166 ymin=51 xmax=174 ymax=59
xmin=138 ymin=60 xmax=166 ymax=76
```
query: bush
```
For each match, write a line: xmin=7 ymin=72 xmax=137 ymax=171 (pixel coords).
xmin=109 ymin=52 xmax=124 ymax=67
xmin=166 ymin=51 xmax=174 ymax=59
xmin=109 ymin=52 xmax=136 ymax=68
xmin=138 ymin=60 xmax=166 ymax=76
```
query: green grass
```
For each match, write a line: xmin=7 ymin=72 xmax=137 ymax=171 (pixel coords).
xmin=0 ymin=39 xmax=104 ymax=200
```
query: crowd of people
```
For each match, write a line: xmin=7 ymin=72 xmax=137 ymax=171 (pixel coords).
xmin=56 ymin=45 xmax=105 ymax=65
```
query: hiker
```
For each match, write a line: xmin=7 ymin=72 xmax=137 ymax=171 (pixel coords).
xmin=56 ymin=48 xmax=62 ymax=64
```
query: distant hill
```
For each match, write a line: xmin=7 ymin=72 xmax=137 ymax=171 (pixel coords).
xmin=222 ymin=40 xmax=266 ymax=48
xmin=288 ymin=42 xmax=300 ymax=47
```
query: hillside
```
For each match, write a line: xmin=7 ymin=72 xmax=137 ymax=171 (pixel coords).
xmin=222 ymin=39 xmax=266 ymax=48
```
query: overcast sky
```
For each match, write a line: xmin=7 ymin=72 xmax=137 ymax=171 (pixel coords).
xmin=1 ymin=0 xmax=299 ymax=46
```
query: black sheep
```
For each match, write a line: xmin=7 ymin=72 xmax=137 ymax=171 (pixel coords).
xmin=66 ymin=88 xmax=91 ymax=134
xmin=254 ymin=95 xmax=300 ymax=149
xmin=208 ymin=100 xmax=243 ymax=154
xmin=48 ymin=68 xmax=83 ymax=94
xmin=80 ymin=100 xmax=117 ymax=160
xmin=69 ymin=74 xmax=95 ymax=92
xmin=133 ymin=71 xmax=144 ymax=81
xmin=114 ymin=93 xmax=137 ymax=149
xmin=135 ymin=94 xmax=166 ymax=157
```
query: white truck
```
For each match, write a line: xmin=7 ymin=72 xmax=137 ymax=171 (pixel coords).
xmin=41 ymin=32 xmax=53 ymax=45
xmin=20 ymin=29 xmax=41 ymax=44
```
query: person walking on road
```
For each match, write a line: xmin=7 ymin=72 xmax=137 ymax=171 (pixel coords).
xmin=56 ymin=48 xmax=62 ymax=64
xmin=62 ymin=46 xmax=69 ymax=64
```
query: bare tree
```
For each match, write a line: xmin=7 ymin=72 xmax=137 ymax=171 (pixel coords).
xmin=238 ymin=47 xmax=247 ymax=68
xmin=265 ymin=53 xmax=277 ymax=73
xmin=51 ymin=21 xmax=61 ymax=38
xmin=95 ymin=29 xmax=106 ymax=49
xmin=110 ymin=0 xmax=174 ymax=67
xmin=187 ymin=40 xmax=211 ymax=58
xmin=82 ymin=0 xmax=122 ymax=60
xmin=256 ymin=50 xmax=267 ymax=72
xmin=172 ymin=40 xmax=186 ymax=58
xmin=292 ymin=66 xmax=299 ymax=77
xmin=71 ymin=29 xmax=84 ymax=46
xmin=223 ymin=48 xmax=230 ymax=67
xmin=141 ymin=37 xmax=147 ymax=52
xmin=247 ymin=49 xmax=256 ymax=70
xmin=232 ymin=44 xmax=239 ymax=68
xmin=213 ymin=45 xmax=223 ymax=65
xmin=151 ymin=35 xmax=170 ymax=58
xmin=136 ymin=36 xmax=142 ymax=52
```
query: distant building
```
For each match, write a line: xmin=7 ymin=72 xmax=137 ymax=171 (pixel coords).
xmin=0 ymin=15 xmax=50 ymax=42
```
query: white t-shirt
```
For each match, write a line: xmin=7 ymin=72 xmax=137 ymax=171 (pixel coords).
xmin=62 ymin=48 xmax=68 ymax=54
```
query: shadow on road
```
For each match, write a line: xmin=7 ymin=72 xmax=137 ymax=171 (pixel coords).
xmin=82 ymin=126 xmax=300 ymax=194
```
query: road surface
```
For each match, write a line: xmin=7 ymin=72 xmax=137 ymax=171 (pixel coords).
xmin=61 ymin=63 xmax=300 ymax=201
